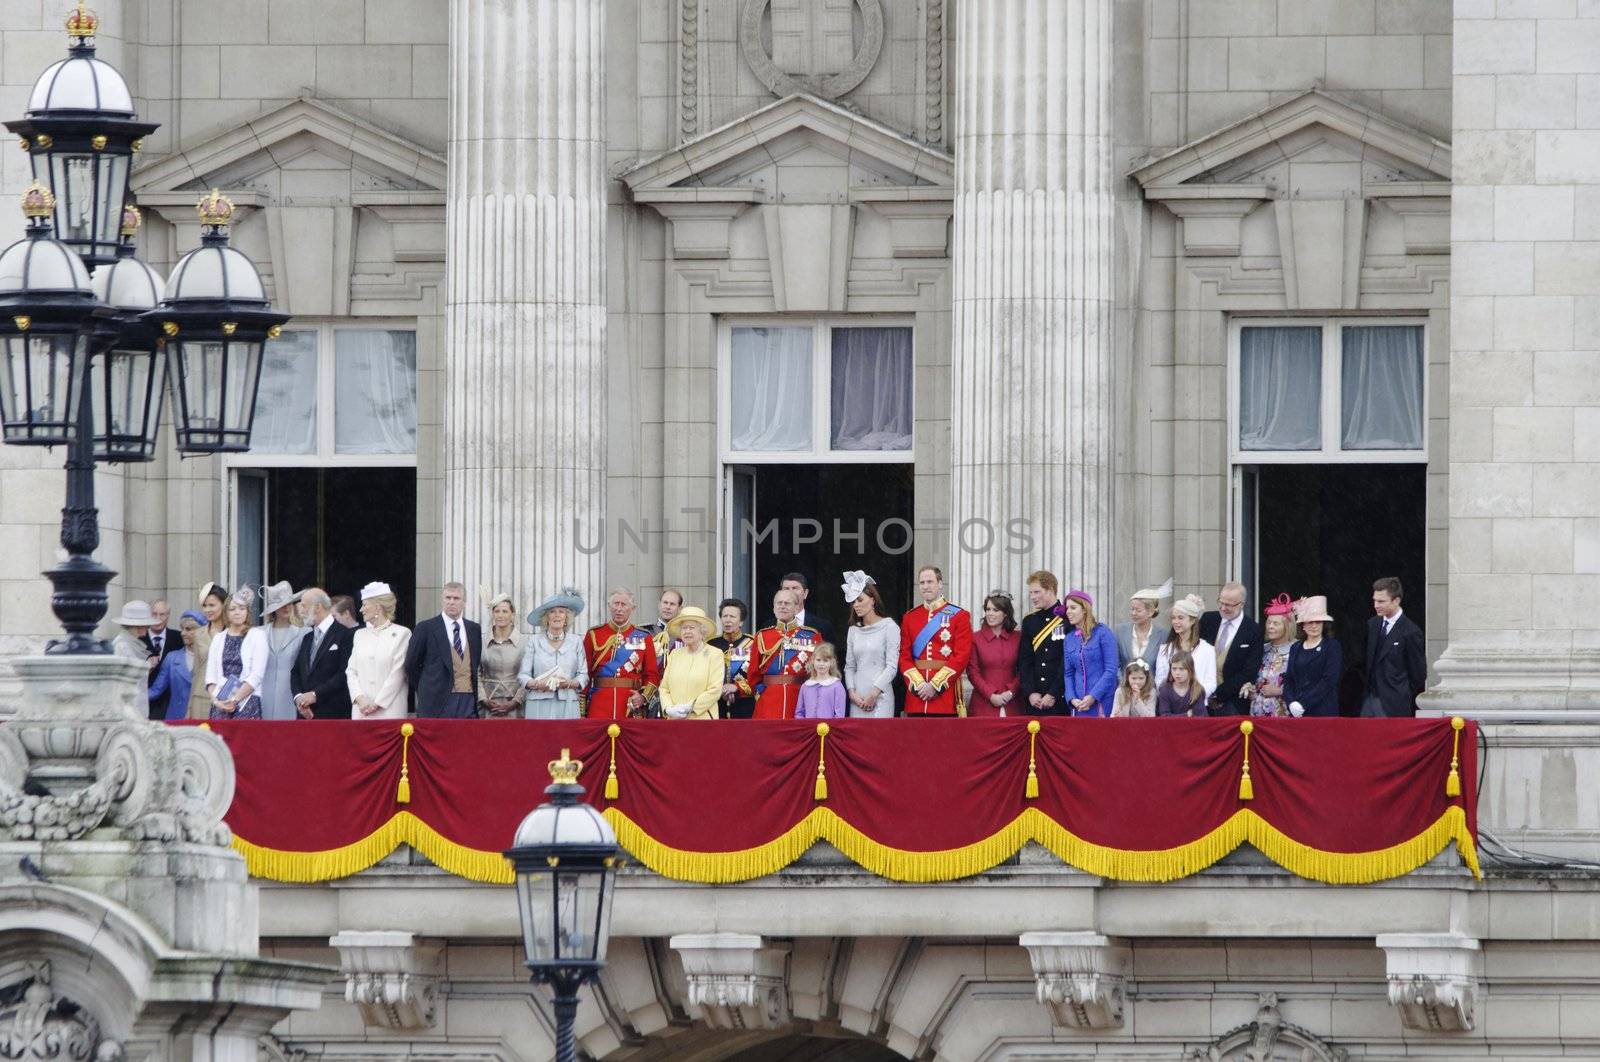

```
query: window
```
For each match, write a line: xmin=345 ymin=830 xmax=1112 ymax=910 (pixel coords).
xmin=1230 ymin=319 xmax=1425 ymax=463
xmin=245 ymin=323 xmax=418 ymax=462
xmin=721 ymin=319 xmax=914 ymax=462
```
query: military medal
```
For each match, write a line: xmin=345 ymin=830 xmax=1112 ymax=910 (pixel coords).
xmin=940 ymin=628 xmax=951 ymax=642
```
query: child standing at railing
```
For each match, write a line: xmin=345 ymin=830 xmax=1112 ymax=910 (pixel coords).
xmin=796 ymin=643 xmax=847 ymax=719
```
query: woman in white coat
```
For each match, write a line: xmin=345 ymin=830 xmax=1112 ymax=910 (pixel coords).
xmin=205 ymin=588 xmax=269 ymax=720
xmin=346 ymin=581 xmax=413 ymax=719
xmin=1155 ymin=593 xmax=1218 ymax=703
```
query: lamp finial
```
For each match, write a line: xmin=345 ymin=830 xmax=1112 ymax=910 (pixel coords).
xmin=120 ymin=204 xmax=140 ymax=237
xmin=196 ymin=188 xmax=233 ymax=227
xmin=65 ymin=2 xmax=97 ymax=39
xmin=21 ymin=182 xmax=55 ymax=219
xmin=548 ymin=749 xmax=583 ymax=785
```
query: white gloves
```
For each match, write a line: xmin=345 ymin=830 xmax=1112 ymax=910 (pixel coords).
xmin=1288 ymin=701 xmax=1305 ymax=718
xmin=664 ymin=704 xmax=693 ymax=719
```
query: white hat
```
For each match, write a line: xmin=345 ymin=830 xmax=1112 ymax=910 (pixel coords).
xmin=1131 ymin=577 xmax=1172 ymax=603
xmin=1171 ymin=593 xmax=1206 ymax=620
xmin=113 ymin=600 xmax=155 ymax=627
xmin=841 ymin=570 xmax=875 ymax=603
xmin=261 ymin=580 xmax=301 ymax=618
xmin=360 ymin=581 xmax=394 ymax=602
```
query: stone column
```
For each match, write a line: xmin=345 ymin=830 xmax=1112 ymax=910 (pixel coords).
xmin=1424 ymin=4 xmax=1600 ymax=712
xmin=948 ymin=0 xmax=1116 ymax=611
xmin=443 ymin=0 xmax=606 ymax=617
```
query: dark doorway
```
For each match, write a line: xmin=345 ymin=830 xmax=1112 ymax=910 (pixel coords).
xmin=1251 ymin=464 xmax=1425 ymax=717
xmin=266 ymin=468 xmax=417 ymax=627
xmin=742 ymin=464 xmax=915 ymax=640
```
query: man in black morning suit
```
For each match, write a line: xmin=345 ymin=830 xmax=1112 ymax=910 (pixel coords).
xmin=1362 ymin=576 xmax=1427 ymax=717
xmin=1199 ymin=582 xmax=1262 ymax=716
xmin=290 ymin=588 xmax=354 ymax=720
xmin=1016 ymin=570 xmax=1067 ymax=716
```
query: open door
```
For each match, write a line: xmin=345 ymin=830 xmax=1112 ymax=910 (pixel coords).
xmin=725 ymin=466 xmax=756 ymax=611
xmin=234 ymin=469 xmax=268 ymax=610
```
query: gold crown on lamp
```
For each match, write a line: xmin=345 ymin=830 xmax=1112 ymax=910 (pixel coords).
xmin=196 ymin=188 xmax=233 ymax=227
xmin=120 ymin=204 xmax=141 ymax=237
xmin=21 ymin=182 xmax=55 ymax=218
xmin=65 ymin=3 xmax=97 ymax=38
xmin=548 ymin=749 xmax=583 ymax=784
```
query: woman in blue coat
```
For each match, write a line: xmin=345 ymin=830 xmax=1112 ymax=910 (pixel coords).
xmin=1283 ymin=595 xmax=1343 ymax=717
xmin=1059 ymin=590 xmax=1120 ymax=717
xmin=151 ymin=611 xmax=204 ymax=722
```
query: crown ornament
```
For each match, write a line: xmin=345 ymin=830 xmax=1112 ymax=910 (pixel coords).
xmin=21 ymin=182 xmax=55 ymax=218
xmin=196 ymin=188 xmax=233 ymax=227
xmin=120 ymin=204 xmax=141 ymax=237
xmin=65 ymin=3 xmax=97 ymax=38
xmin=549 ymin=749 xmax=583 ymax=785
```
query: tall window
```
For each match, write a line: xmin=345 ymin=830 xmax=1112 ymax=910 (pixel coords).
xmin=722 ymin=319 xmax=914 ymax=462
xmin=248 ymin=324 xmax=418 ymax=459
xmin=1230 ymin=319 xmax=1426 ymax=463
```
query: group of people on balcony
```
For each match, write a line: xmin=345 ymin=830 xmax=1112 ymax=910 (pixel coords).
xmin=111 ymin=564 xmax=1426 ymax=721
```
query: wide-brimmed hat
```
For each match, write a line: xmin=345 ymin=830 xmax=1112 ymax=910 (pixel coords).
xmin=261 ymin=580 xmax=301 ymax=618
xmin=113 ymin=600 xmax=155 ymax=627
xmin=1293 ymin=595 xmax=1333 ymax=623
xmin=528 ymin=587 xmax=585 ymax=628
xmin=667 ymin=605 xmax=714 ymax=641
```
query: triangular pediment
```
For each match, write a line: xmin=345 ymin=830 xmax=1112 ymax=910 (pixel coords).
xmin=622 ymin=93 xmax=953 ymax=202
xmin=131 ymin=96 xmax=446 ymax=199
xmin=1132 ymin=89 xmax=1450 ymax=197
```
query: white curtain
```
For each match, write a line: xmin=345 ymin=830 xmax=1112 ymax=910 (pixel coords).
xmin=1341 ymin=325 xmax=1424 ymax=450
xmin=1239 ymin=326 xmax=1321 ymax=451
xmin=830 ymin=327 xmax=914 ymax=451
xmin=335 ymin=330 xmax=417 ymax=455
xmin=730 ymin=326 xmax=812 ymax=451
xmin=248 ymin=329 xmax=317 ymax=454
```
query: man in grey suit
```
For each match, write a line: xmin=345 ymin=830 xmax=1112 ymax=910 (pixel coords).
xmin=1113 ymin=581 xmax=1169 ymax=674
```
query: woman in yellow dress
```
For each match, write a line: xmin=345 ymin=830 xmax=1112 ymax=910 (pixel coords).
xmin=656 ymin=606 xmax=724 ymax=720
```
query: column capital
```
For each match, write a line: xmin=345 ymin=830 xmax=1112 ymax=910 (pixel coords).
xmin=1019 ymin=931 xmax=1129 ymax=1030
xmin=1376 ymin=932 xmax=1480 ymax=1032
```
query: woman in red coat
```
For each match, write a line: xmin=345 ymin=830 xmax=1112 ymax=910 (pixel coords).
xmin=967 ymin=591 xmax=1022 ymax=717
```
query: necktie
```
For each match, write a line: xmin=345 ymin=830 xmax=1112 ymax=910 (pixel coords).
xmin=452 ymin=621 xmax=464 ymax=656
xmin=1383 ymin=618 xmax=1393 ymax=638
xmin=1218 ymin=619 xmax=1235 ymax=664
xmin=311 ymin=625 xmax=325 ymax=659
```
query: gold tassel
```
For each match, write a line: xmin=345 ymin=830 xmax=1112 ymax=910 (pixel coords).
xmin=605 ymin=723 xmax=621 ymax=800
xmin=1446 ymin=716 xmax=1464 ymax=798
xmin=1025 ymin=719 xmax=1041 ymax=799
xmin=397 ymin=722 xmax=414 ymax=804
xmin=814 ymin=723 xmax=830 ymax=801
xmin=1238 ymin=720 xmax=1254 ymax=801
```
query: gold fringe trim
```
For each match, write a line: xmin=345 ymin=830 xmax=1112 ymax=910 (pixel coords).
xmin=232 ymin=807 xmax=1480 ymax=888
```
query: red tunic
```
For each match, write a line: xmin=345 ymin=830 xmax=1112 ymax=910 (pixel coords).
xmin=749 ymin=622 xmax=822 ymax=720
xmin=898 ymin=599 xmax=973 ymax=716
xmin=583 ymin=622 xmax=660 ymax=720
xmin=966 ymin=626 xmax=1021 ymax=717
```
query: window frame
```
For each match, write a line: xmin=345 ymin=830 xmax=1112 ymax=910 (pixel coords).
xmin=1227 ymin=315 xmax=1429 ymax=465
xmin=717 ymin=315 xmax=916 ymax=465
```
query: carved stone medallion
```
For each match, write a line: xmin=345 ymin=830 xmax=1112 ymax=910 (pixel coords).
xmin=739 ymin=0 xmax=885 ymax=100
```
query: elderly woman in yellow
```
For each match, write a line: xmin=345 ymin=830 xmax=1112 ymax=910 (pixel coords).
xmin=657 ymin=606 xmax=724 ymax=719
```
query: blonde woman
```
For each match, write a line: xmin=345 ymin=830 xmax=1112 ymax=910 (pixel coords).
xmin=520 ymin=588 xmax=588 ymax=720
xmin=657 ymin=606 xmax=723 ymax=719
xmin=346 ymin=581 xmax=412 ymax=719
xmin=479 ymin=593 xmax=527 ymax=718
xmin=1155 ymin=593 xmax=1217 ymax=702
xmin=204 ymin=588 xmax=268 ymax=719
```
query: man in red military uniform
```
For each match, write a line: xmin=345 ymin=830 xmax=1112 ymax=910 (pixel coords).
xmin=749 ymin=587 xmax=822 ymax=719
xmin=899 ymin=565 xmax=972 ymax=716
xmin=584 ymin=589 xmax=660 ymax=719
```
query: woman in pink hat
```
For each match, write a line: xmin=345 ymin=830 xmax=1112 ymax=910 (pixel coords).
xmin=1283 ymin=595 xmax=1342 ymax=717
xmin=1243 ymin=593 xmax=1296 ymax=717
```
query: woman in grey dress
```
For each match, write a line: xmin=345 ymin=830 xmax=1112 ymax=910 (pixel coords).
xmin=258 ymin=581 xmax=306 ymax=720
xmin=479 ymin=593 xmax=528 ymax=718
xmin=518 ymin=588 xmax=589 ymax=720
xmin=841 ymin=571 xmax=900 ymax=718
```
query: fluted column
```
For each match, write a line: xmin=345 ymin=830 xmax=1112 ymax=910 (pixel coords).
xmin=949 ymin=0 xmax=1115 ymax=612
xmin=444 ymin=0 xmax=606 ymax=616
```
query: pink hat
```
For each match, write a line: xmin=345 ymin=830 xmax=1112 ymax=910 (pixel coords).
xmin=1065 ymin=588 xmax=1094 ymax=608
xmin=1264 ymin=593 xmax=1294 ymax=618
xmin=1293 ymin=595 xmax=1333 ymax=623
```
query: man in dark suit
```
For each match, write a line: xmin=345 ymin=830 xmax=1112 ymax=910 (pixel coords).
xmin=1016 ymin=569 xmax=1067 ymax=716
xmin=406 ymin=581 xmax=482 ymax=718
xmin=1362 ymin=576 xmax=1427 ymax=717
xmin=1199 ymin=582 xmax=1262 ymax=716
xmin=778 ymin=572 xmax=836 ymax=651
xmin=143 ymin=598 xmax=183 ymax=720
xmin=290 ymin=588 xmax=354 ymax=720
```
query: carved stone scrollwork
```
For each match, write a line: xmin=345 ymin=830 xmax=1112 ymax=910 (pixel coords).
xmin=0 ymin=962 xmax=125 ymax=1061
xmin=1019 ymin=932 xmax=1129 ymax=1030
xmin=1185 ymin=993 xmax=1348 ymax=1062
xmin=670 ymin=933 xmax=790 ymax=1031
xmin=738 ymin=0 xmax=885 ymax=101
xmin=1376 ymin=933 xmax=1480 ymax=1032
xmin=329 ymin=932 xmax=443 ymax=1030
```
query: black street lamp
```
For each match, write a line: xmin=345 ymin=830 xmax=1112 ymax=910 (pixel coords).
xmin=504 ymin=750 xmax=620 ymax=1062
xmin=0 ymin=6 xmax=289 ymax=653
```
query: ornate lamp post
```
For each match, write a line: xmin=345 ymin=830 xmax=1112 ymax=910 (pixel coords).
xmin=504 ymin=751 xmax=620 ymax=1062
xmin=0 ymin=6 xmax=288 ymax=653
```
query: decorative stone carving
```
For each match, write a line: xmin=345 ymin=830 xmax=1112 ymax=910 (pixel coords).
xmin=329 ymin=931 xmax=444 ymax=1030
xmin=1019 ymin=932 xmax=1129 ymax=1030
xmin=1185 ymin=993 xmax=1348 ymax=1062
xmin=739 ymin=0 xmax=884 ymax=101
xmin=0 ymin=962 xmax=124 ymax=1061
xmin=670 ymin=933 xmax=790 ymax=1031
xmin=1376 ymin=933 xmax=1480 ymax=1032
xmin=680 ymin=0 xmax=700 ymax=139
xmin=924 ymin=0 xmax=944 ymax=143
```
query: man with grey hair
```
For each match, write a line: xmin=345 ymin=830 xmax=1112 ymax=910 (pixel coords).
xmin=291 ymin=587 xmax=353 ymax=719
xmin=406 ymin=581 xmax=482 ymax=718
xmin=144 ymin=597 xmax=182 ymax=719
xmin=583 ymin=587 xmax=659 ymax=719
xmin=1200 ymin=581 xmax=1262 ymax=717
